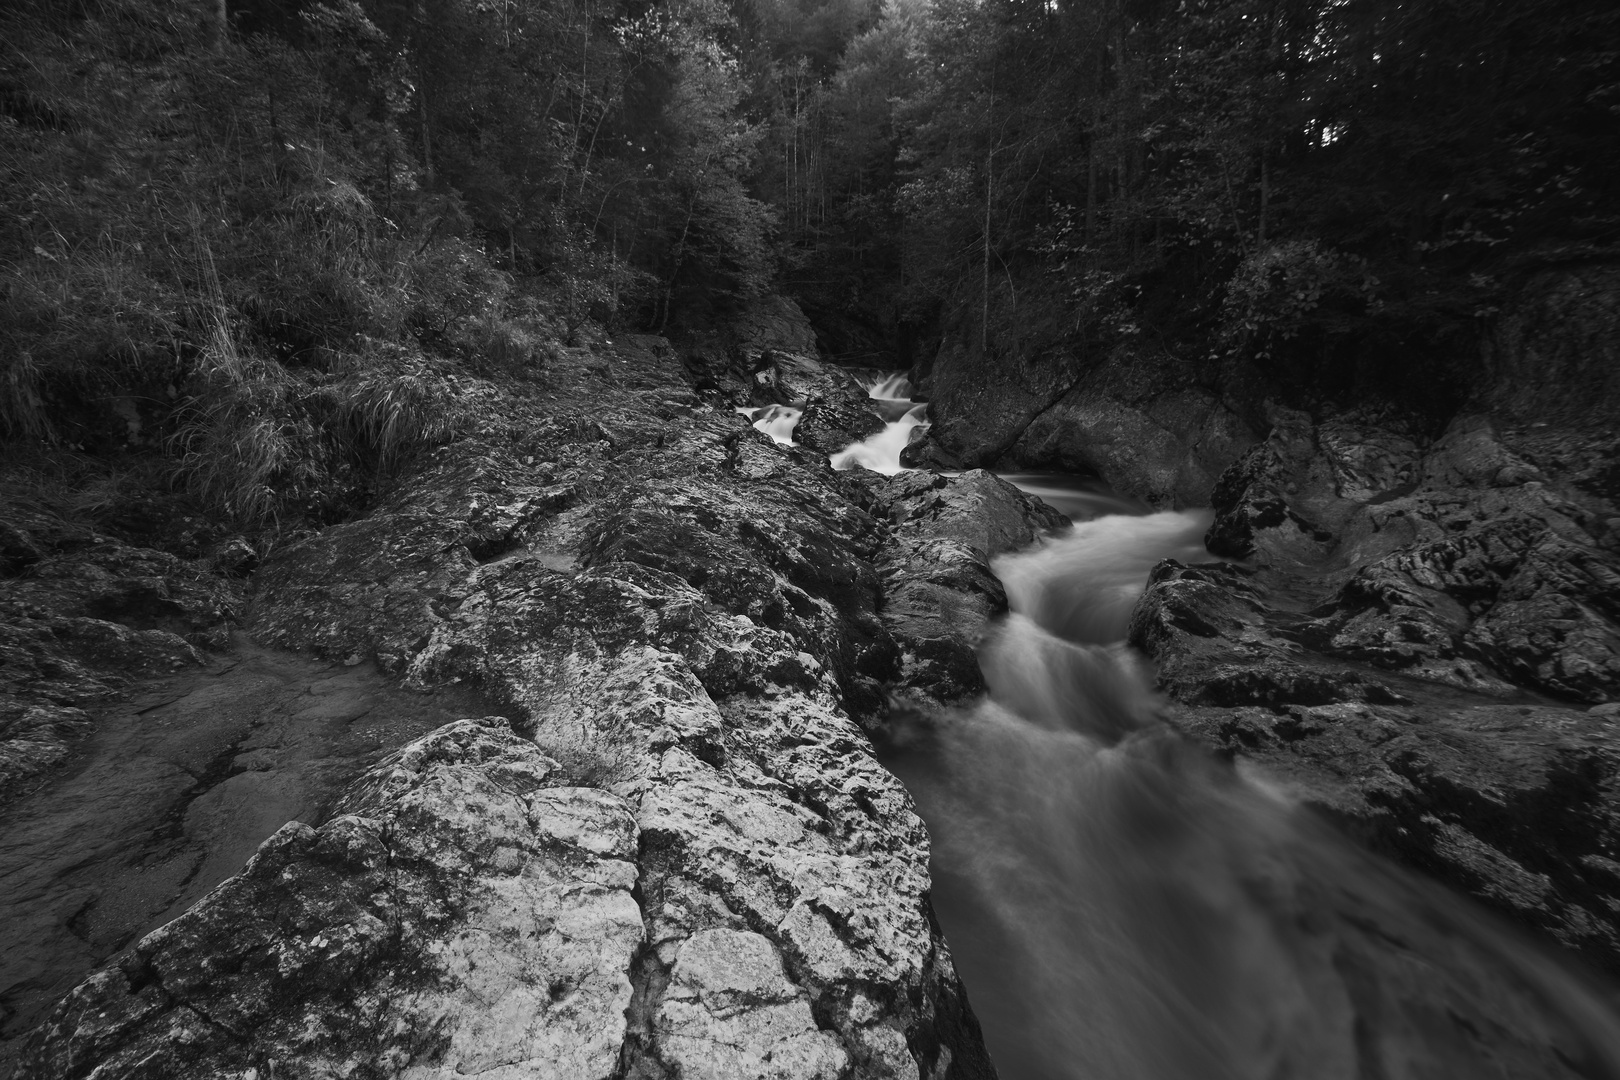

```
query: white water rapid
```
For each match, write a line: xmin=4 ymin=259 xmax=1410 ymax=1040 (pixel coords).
xmin=866 ymin=372 xmax=913 ymax=400
xmin=830 ymin=404 xmax=928 ymax=474
xmin=736 ymin=403 xmax=802 ymax=446
xmin=879 ymin=504 xmax=1620 ymax=1080
xmin=829 ymin=372 xmax=929 ymax=474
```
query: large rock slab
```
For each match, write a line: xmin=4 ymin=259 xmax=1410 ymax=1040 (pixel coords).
xmin=1205 ymin=411 xmax=1620 ymax=703
xmin=925 ymin=336 xmax=1259 ymax=507
xmin=16 ymin=717 xmax=644 ymax=1080
xmin=857 ymin=470 xmax=1068 ymax=703
xmin=22 ymin=334 xmax=995 ymax=1079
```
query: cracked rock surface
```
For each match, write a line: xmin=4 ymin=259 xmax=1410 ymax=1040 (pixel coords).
xmin=1131 ymin=404 xmax=1620 ymax=972
xmin=18 ymin=327 xmax=1012 ymax=1079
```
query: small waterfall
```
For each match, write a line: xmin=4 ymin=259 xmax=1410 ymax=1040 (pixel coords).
xmin=865 ymin=372 xmax=913 ymax=400
xmin=736 ymin=404 xmax=802 ymax=446
xmin=995 ymin=471 xmax=1148 ymax=521
xmin=830 ymin=370 xmax=929 ymax=475
xmin=993 ymin=509 xmax=1213 ymax=644
xmin=831 ymin=403 xmax=928 ymax=475
xmin=878 ymin=503 xmax=1620 ymax=1080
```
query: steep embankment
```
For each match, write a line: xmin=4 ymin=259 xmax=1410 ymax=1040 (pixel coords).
xmin=4 ymin=308 xmax=1067 ymax=1079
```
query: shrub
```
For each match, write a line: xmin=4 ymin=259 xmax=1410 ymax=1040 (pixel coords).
xmin=315 ymin=351 xmax=463 ymax=471
xmin=1218 ymin=239 xmax=1381 ymax=360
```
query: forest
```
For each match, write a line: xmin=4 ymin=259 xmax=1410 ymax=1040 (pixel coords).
xmin=6 ymin=1 xmax=1620 ymax=1074
xmin=2 ymin=0 xmax=1616 ymax=520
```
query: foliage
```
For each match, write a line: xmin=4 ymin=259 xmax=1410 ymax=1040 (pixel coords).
xmin=1 ymin=0 xmax=780 ymax=521
xmin=1219 ymin=240 xmax=1380 ymax=359
xmin=749 ymin=0 xmax=1620 ymax=390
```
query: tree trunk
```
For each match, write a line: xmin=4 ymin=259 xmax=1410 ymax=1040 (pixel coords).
xmin=1258 ymin=153 xmax=1270 ymax=246
xmin=419 ymin=91 xmax=434 ymax=186
xmin=1086 ymin=134 xmax=1096 ymax=243
xmin=983 ymin=144 xmax=992 ymax=356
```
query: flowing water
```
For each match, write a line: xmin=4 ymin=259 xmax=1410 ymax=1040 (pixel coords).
xmin=736 ymin=403 xmax=803 ymax=446
xmin=830 ymin=372 xmax=929 ymax=475
xmin=876 ymin=502 xmax=1620 ymax=1080
xmin=0 ymin=639 xmax=500 ymax=1072
xmin=830 ymin=404 xmax=929 ymax=474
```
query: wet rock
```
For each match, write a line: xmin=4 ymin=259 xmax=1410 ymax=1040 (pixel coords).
xmin=925 ymin=337 xmax=1258 ymax=507
xmin=1203 ymin=411 xmax=1620 ymax=703
xmin=0 ymin=511 xmax=239 ymax=804
xmin=16 ymin=717 xmax=646 ymax=1080
xmin=1171 ymin=699 xmax=1620 ymax=973
xmin=862 ymin=470 xmax=1068 ymax=703
xmin=1008 ymin=386 xmax=1254 ymax=508
xmin=54 ymin=336 xmax=993 ymax=1080
xmin=1135 ymin=400 xmax=1620 ymax=971
xmin=897 ymin=426 xmax=962 ymax=471
xmin=1128 ymin=560 xmax=1410 ymax=709
xmin=791 ymin=367 xmax=887 ymax=456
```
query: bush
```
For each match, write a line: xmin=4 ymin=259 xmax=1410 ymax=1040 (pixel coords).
xmin=1218 ymin=239 xmax=1381 ymax=360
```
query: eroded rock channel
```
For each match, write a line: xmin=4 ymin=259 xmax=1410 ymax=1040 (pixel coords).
xmin=4 ymin=329 xmax=1041 ymax=1079
xmin=4 ymin=295 xmax=1619 ymax=1079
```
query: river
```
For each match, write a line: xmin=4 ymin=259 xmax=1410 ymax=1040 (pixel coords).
xmin=831 ymin=371 xmax=1620 ymax=1080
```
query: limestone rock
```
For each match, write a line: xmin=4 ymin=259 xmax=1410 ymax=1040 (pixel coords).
xmin=657 ymin=930 xmax=850 ymax=1080
xmin=18 ymin=334 xmax=995 ymax=1080
xmin=16 ymin=717 xmax=646 ymax=1080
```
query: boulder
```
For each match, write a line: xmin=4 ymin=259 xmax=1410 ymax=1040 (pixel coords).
xmin=1132 ymin=399 xmax=1620 ymax=972
xmin=1203 ymin=411 xmax=1620 ymax=703
xmin=859 ymin=470 xmax=1068 ymax=704
xmin=925 ymin=337 xmax=1259 ymax=507
xmin=15 ymin=718 xmax=647 ymax=1080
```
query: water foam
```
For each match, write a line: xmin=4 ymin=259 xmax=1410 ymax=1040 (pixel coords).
xmin=735 ymin=404 xmax=802 ymax=446
xmin=993 ymin=508 xmax=1213 ymax=644
xmin=830 ymin=403 xmax=928 ymax=475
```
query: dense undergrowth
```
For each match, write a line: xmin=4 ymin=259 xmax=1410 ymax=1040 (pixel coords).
xmin=0 ymin=6 xmax=558 ymax=527
xmin=6 ymin=0 xmax=1615 ymax=531
xmin=0 ymin=0 xmax=768 ymax=532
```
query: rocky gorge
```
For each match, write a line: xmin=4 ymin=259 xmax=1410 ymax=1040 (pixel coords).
xmin=2 ymin=272 xmax=1618 ymax=1079
xmin=0 ymin=304 xmax=1060 ymax=1079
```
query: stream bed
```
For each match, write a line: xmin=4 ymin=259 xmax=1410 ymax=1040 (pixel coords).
xmin=833 ymin=371 xmax=1620 ymax=1079
xmin=0 ymin=639 xmax=499 ymax=1073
